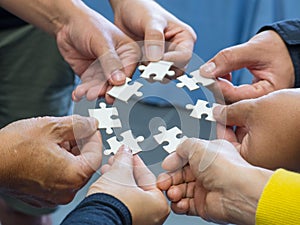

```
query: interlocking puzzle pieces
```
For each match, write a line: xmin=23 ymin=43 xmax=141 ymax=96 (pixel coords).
xmin=88 ymin=102 xmax=121 ymax=134
xmin=104 ymin=130 xmax=144 ymax=155
xmin=176 ymin=70 xmax=215 ymax=91
xmin=107 ymin=78 xmax=143 ymax=102
xmin=186 ymin=99 xmax=217 ymax=122
xmin=139 ymin=61 xmax=175 ymax=81
xmin=153 ymin=126 xmax=187 ymax=154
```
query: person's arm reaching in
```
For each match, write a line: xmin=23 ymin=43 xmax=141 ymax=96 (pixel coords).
xmin=109 ymin=0 xmax=197 ymax=69
xmin=0 ymin=115 xmax=102 ymax=207
xmin=158 ymin=139 xmax=300 ymax=225
xmin=213 ymin=88 xmax=300 ymax=171
xmin=61 ymin=146 xmax=170 ymax=225
xmin=200 ymin=19 xmax=300 ymax=103
xmin=0 ymin=0 xmax=140 ymax=103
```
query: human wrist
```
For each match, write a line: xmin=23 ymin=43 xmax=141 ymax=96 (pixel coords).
xmin=224 ymin=167 xmax=273 ymax=225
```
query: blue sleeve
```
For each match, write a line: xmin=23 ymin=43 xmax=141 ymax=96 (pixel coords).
xmin=60 ymin=193 xmax=132 ymax=225
xmin=258 ymin=19 xmax=300 ymax=87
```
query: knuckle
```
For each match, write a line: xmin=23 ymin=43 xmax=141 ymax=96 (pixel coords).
xmin=147 ymin=29 xmax=164 ymax=41
xmin=218 ymin=48 xmax=235 ymax=66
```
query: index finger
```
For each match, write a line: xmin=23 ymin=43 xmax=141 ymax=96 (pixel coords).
xmin=77 ymin=131 xmax=103 ymax=175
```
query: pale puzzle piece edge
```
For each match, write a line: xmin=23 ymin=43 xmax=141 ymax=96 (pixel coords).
xmin=88 ymin=102 xmax=121 ymax=134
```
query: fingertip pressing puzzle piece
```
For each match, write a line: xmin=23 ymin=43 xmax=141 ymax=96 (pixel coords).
xmin=153 ymin=126 xmax=187 ymax=154
xmin=107 ymin=78 xmax=143 ymax=102
xmin=88 ymin=102 xmax=121 ymax=134
xmin=186 ymin=100 xmax=217 ymax=121
xmin=104 ymin=130 xmax=145 ymax=155
xmin=189 ymin=70 xmax=215 ymax=87
xmin=139 ymin=61 xmax=175 ymax=81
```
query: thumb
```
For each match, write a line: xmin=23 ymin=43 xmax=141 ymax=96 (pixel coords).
xmin=200 ymin=43 xmax=255 ymax=78
xmin=133 ymin=155 xmax=156 ymax=190
xmin=213 ymin=100 xmax=253 ymax=126
xmin=144 ymin=21 xmax=165 ymax=61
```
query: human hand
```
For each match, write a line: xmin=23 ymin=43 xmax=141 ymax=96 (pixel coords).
xmin=110 ymin=0 xmax=196 ymax=69
xmin=0 ymin=115 xmax=102 ymax=208
xmin=200 ymin=30 xmax=295 ymax=103
xmin=158 ymin=139 xmax=273 ymax=225
xmin=214 ymin=88 xmax=300 ymax=171
xmin=55 ymin=1 xmax=140 ymax=103
xmin=88 ymin=146 xmax=170 ymax=225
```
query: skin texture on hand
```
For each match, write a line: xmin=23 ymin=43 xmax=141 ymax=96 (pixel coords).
xmin=56 ymin=1 xmax=140 ymax=104
xmin=157 ymin=139 xmax=273 ymax=225
xmin=110 ymin=0 xmax=197 ymax=69
xmin=214 ymin=88 xmax=300 ymax=172
xmin=0 ymin=0 xmax=140 ymax=104
xmin=200 ymin=30 xmax=295 ymax=103
xmin=0 ymin=115 xmax=102 ymax=208
xmin=88 ymin=146 xmax=170 ymax=225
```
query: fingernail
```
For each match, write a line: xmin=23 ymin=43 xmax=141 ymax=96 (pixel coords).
xmin=147 ymin=45 xmax=163 ymax=61
xmin=200 ymin=62 xmax=216 ymax=74
xmin=122 ymin=145 xmax=132 ymax=154
xmin=111 ymin=70 xmax=125 ymax=83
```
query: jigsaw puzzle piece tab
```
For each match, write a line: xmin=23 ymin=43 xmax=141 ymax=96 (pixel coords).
xmin=139 ymin=61 xmax=175 ymax=81
xmin=107 ymin=78 xmax=143 ymax=102
xmin=104 ymin=130 xmax=144 ymax=155
xmin=186 ymin=100 xmax=217 ymax=121
xmin=190 ymin=70 xmax=215 ymax=87
xmin=104 ymin=136 xmax=123 ymax=155
xmin=153 ymin=126 xmax=187 ymax=154
xmin=88 ymin=102 xmax=121 ymax=134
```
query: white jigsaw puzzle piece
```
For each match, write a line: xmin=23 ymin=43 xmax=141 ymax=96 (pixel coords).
xmin=139 ymin=61 xmax=175 ymax=81
xmin=186 ymin=100 xmax=217 ymax=121
xmin=190 ymin=70 xmax=215 ymax=87
xmin=120 ymin=130 xmax=144 ymax=154
xmin=104 ymin=136 xmax=123 ymax=155
xmin=153 ymin=126 xmax=187 ymax=154
xmin=88 ymin=102 xmax=121 ymax=134
xmin=176 ymin=74 xmax=200 ymax=91
xmin=104 ymin=130 xmax=144 ymax=155
xmin=107 ymin=78 xmax=143 ymax=102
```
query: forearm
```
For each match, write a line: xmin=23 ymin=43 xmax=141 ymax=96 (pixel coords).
xmin=61 ymin=193 xmax=132 ymax=225
xmin=0 ymin=0 xmax=87 ymax=35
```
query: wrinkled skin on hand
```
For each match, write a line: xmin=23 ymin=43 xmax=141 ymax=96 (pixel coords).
xmin=110 ymin=0 xmax=196 ymax=69
xmin=0 ymin=115 xmax=102 ymax=208
xmin=214 ymin=89 xmax=300 ymax=172
xmin=88 ymin=146 xmax=170 ymax=225
xmin=158 ymin=139 xmax=272 ymax=225
xmin=200 ymin=30 xmax=295 ymax=103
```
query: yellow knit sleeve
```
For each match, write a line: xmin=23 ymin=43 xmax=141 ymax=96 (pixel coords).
xmin=256 ymin=169 xmax=300 ymax=225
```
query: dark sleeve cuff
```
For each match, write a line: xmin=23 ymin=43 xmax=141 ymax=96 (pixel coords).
xmin=258 ymin=20 xmax=300 ymax=87
xmin=61 ymin=193 xmax=132 ymax=225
